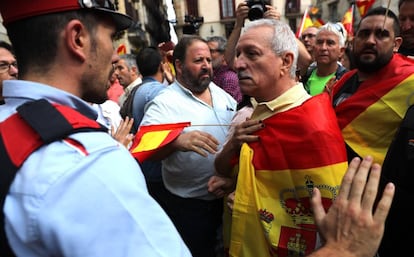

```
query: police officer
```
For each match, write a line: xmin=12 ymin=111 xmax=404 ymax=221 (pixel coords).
xmin=0 ymin=1 xmax=191 ymax=256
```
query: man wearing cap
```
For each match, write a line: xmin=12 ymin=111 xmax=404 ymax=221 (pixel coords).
xmin=0 ymin=1 xmax=191 ymax=257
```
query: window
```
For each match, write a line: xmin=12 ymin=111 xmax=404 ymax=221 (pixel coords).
xmin=220 ymin=0 xmax=235 ymax=19
xmin=186 ymin=0 xmax=199 ymax=17
xmin=286 ymin=0 xmax=300 ymax=14
xmin=328 ymin=1 xmax=339 ymax=22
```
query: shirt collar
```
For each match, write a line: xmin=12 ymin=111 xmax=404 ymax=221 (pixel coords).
xmin=251 ymin=83 xmax=311 ymax=120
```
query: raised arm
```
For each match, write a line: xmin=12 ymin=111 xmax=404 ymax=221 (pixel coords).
xmin=308 ymin=156 xmax=395 ymax=257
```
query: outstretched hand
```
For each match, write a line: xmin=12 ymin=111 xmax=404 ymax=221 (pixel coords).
xmin=309 ymin=156 xmax=395 ymax=257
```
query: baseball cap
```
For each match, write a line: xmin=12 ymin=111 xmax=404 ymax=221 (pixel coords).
xmin=0 ymin=0 xmax=133 ymax=31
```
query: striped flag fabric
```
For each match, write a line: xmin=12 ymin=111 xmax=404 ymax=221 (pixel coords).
xmin=342 ymin=5 xmax=354 ymax=37
xmin=229 ymin=93 xmax=348 ymax=257
xmin=333 ymin=54 xmax=414 ymax=165
xmin=313 ymin=18 xmax=325 ymax=28
xmin=129 ymin=122 xmax=190 ymax=162
xmin=356 ymin=0 xmax=375 ymax=17
xmin=296 ymin=8 xmax=313 ymax=38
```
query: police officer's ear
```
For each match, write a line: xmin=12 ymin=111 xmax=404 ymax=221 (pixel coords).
xmin=66 ymin=19 xmax=88 ymax=62
xmin=393 ymin=36 xmax=403 ymax=52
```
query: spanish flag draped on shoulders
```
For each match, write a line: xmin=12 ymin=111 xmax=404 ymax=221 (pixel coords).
xmin=229 ymin=92 xmax=348 ymax=257
xmin=332 ymin=54 xmax=414 ymax=165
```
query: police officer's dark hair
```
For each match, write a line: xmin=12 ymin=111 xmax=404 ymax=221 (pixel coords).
xmin=357 ymin=7 xmax=400 ymax=36
xmin=172 ymin=35 xmax=207 ymax=70
xmin=5 ymin=10 xmax=103 ymax=77
xmin=136 ymin=47 xmax=162 ymax=77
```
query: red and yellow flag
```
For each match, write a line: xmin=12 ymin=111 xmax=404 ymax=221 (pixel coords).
xmin=117 ymin=44 xmax=127 ymax=55
xmin=342 ymin=5 xmax=354 ymax=37
xmin=313 ymin=18 xmax=325 ymax=28
xmin=229 ymin=94 xmax=348 ymax=257
xmin=296 ymin=8 xmax=314 ymax=38
xmin=333 ymin=54 xmax=414 ymax=165
xmin=129 ymin=122 xmax=190 ymax=162
xmin=309 ymin=6 xmax=319 ymax=15
xmin=356 ymin=0 xmax=375 ymax=17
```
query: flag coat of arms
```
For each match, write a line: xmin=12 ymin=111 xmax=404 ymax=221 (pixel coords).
xmin=229 ymin=93 xmax=348 ymax=257
xmin=333 ymin=54 xmax=414 ymax=165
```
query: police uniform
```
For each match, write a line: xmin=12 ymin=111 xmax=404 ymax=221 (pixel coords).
xmin=0 ymin=81 xmax=191 ymax=257
xmin=0 ymin=0 xmax=191 ymax=256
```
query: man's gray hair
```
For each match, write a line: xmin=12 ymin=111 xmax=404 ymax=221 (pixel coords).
xmin=207 ymin=36 xmax=227 ymax=52
xmin=317 ymin=22 xmax=347 ymax=47
xmin=243 ymin=19 xmax=298 ymax=78
xmin=119 ymin=54 xmax=137 ymax=70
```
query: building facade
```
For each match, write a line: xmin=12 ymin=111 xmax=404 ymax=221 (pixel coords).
xmin=1 ymin=0 xmax=400 ymax=53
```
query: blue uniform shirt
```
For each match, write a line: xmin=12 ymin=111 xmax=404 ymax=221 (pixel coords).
xmin=1 ymin=80 xmax=191 ymax=257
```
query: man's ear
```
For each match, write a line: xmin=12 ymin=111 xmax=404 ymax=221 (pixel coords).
xmin=339 ymin=46 xmax=346 ymax=59
xmin=394 ymin=36 xmax=403 ymax=52
xmin=281 ymin=52 xmax=294 ymax=75
xmin=174 ymin=59 xmax=182 ymax=75
xmin=65 ymin=19 xmax=88 ymax=62
xmin=131 ymin=66 xmax=138 ymax=75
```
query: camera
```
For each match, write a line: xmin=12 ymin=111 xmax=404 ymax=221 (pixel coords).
xmin=246 ymin=0 xmax=269 ymax=21
xmin=183 ymin=15 xmax=204 ymax=34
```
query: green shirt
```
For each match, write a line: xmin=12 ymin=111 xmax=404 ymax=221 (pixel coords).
xmin=307 ymin=69 xmax=335 ymax=96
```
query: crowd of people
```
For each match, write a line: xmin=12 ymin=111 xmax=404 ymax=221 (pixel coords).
xmin=3 ymin=0 xmax=414 ymax=256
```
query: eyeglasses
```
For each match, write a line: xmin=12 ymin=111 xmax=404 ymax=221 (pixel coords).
xmin=0 ymin=61 xmax=17 ymax=74
xmin=78 ymin=0 xmax=116 ymax=11
xmin=301 ymin=33 xmax=316 ymax=40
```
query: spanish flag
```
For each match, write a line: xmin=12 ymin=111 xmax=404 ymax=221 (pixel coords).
xmin=313 ymin=18 xmax=325 ymax=28
xmin=342 ymin=5 xmax=354 ymax=37
xmin=117 ymin=44 xmax=127 ymax=55
xmin=356 ymin=0 xmax=375 ymax=17
xmin=229 ymin=93 xmax=348 ymax=257
xmin=333 ymin=54 xmax=414 ymax=165
xmin=129 ymin=122 xmax=190 ymax=162
xmin=296 ymin=8 xmax=314 ymax=38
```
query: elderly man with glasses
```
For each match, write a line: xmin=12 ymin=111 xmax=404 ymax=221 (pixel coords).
xmin=0 ymin=41 xmax=18 ymax=105
xmin=301 ymin=26 xmax=319 ymax=57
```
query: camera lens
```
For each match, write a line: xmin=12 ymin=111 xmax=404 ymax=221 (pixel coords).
xmin=248 ymin=4 xmax=264 ymax=20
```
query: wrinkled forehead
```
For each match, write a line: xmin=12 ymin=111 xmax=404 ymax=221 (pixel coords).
xmin=304 ymin=27 xmax=318 ymax=34
xmin=185 ymin=41 xmax=210 ymax=56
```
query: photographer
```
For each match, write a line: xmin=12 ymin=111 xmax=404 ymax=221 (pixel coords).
xmin=224 ymin=1 xmax=311 ymax=75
